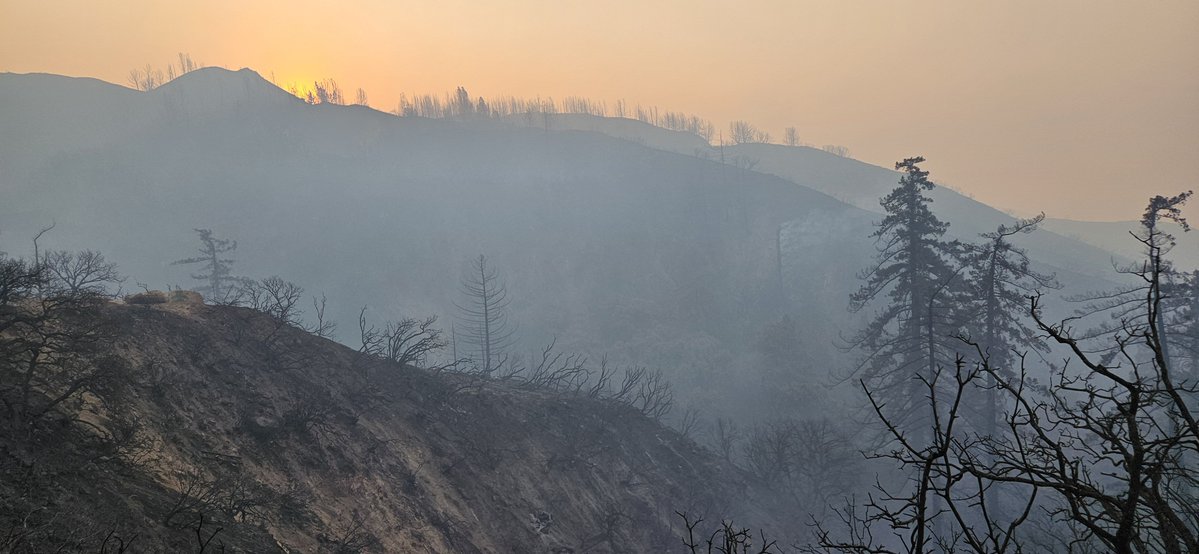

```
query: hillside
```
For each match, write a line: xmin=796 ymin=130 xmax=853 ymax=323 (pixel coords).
xmin=0 ymin=67 xmax=1127 ymax=426
xmin=0 ymin=68 xmax=875 ymax=423
xmin=1 ymin=298 xmax=779 ymax=552
xmin=1041 ymin=217 xmax=1199 ymax=269
xmin=507 ymin=113 xmax=1138 ymax=289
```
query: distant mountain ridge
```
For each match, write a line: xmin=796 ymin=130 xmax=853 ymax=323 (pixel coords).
xmin=0 ymin=67 xmax=1129 ymax=423
xmin=504 ymin=110 xmax=1153 ymax=277
xmin=1041 ymin=217 xmax=1199 ymax=269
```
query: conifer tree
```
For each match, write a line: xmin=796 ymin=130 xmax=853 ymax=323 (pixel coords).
xmin=962 ymin=214 xmax=1059 ymax=436
xmin=848 ymin=157 xmax=965 ymax=435
xmin=172 ymin=228 xmax=239 ymax=304
xmin=1071 ymin=192 xmax=1193 ymax=358
xmin=455 ymin=255 xmax=516 ymax=374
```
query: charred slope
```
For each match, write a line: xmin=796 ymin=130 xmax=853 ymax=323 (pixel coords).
xmin=1 ymin=300 xmax=777 ymax=552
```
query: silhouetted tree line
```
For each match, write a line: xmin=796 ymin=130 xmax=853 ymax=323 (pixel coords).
xmin=810 ymin=161 xmax=1198 ymax=552
xmin=390 ymin=86 xmax=719 ymax=141
xmin=672 ymin=165 xmax=1195 ymax=553
xmin=126 ymin=52 xmax=203 ymax=91
xmin=127 ymin=59 xmax=860 ymax=158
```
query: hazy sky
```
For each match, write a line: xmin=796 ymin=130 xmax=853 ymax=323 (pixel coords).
xmin=3 ymin=0 xmax=1196 ymax=221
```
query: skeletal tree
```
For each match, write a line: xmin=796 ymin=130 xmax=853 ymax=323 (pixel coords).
xmin=1070 ymin=191 xmax=1193 ymax=350
xmin=729 ymin=120 xmax=769 ymax=144
xmin=41 ymin=249 xmax=125 ymax=298
xmin=127 ymin=64 xmax=163 ymax=91
xmin=451 ymin=86 xmax=475 ymax=118
xmin=313 ymin=79 xmax=344 ymax=105
xmin=309 ymin=293 xmax=336 ymax=338
xmin=0 ymin=253 xmax=122 ymax=434
xmin=242 ymin=276 xmax=304 ymax=325
xmin=812 ymin=193 xmax=1199 ymax=554
xmin=455 ymin=255 xmax=516 ymax=374
xmin=784 ymin=127 xmax=800 ymax=147
xmin=711 ymin=417 xmax=741 ymax=465
xmin=677 ymin=512 xmax=780 ymax=554
xmin=172 ymin=229 xmax=239 ymax=304
xmin=381 ymin=316 xmax=446 ymax=368
xmin=822 ymin=145 xmax=850 ymax=158
xmin=744 ymin=419 xmax=860 ymax=515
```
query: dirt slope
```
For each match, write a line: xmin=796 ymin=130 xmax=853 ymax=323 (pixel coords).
xmin=1 ymin=300 xmax=780 ymax=552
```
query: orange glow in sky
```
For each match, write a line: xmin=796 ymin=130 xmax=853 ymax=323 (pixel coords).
xmin=2 ymin=0 xmax=1196 ymax=220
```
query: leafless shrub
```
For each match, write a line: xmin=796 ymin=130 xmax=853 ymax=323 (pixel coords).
xmin=80 ymin=414 xmax=159 ymax=468
xmin=41 ymin=249 xmax=124 ymax=298
xmin=0 ymin=255 xmax=125 ymax=433
xmin=676 ymin=511 xmax=780 ymax=553
xmin=744 ymin=418 xmax=860 ymax=513
xmin=127 ymin=53 xmax=203 ymax=90
xmin=712 ymin=418 xmax=740 ymax=465
xmin=240 ymin=389 xmax=343 ymax=445
xmin=356 ymin=307 xmax=384 ymax=359
xmin=98 ymin=529 xmax=137 ymax=553
xmin=309 ymin=293 xmax=336 ymax=338
xmin=305 ymin=79 xmax=344 ymax=105
xmin=586 ymin=356 xmax=617 ymax=399
xmin=631 ymin=368 xmax=674 ymax=419
xmin=821 ymin=145 xmax=850 ymax=158
xmin=354 ymin=307 xmax=455 ymax=376
xmin=162 ymin=467 xmax=277 ymax=528
xmin=505 ymin=338 xmax=589 ymax=391
xmin=322 ymin=509 xmax=380 ymax=553
xmin=193 ymin=514 xmax=223 ymax=553
xmin=784 ymin=127 xmax=800 ymax=147
xmin=675 ymin=406 xmax=704 ymax=441
xmin=729 ymin=121 xmax=770 ymax=144
xmin=162 ymin=469 xmax=219 ymax=527
xmin=488 ymin=343 xmax=675 ymax=420
xmin=382 ymin=316 xmax=447 ymax=368
xmin=242 ymin=276 xmax=304 ymax=326
xmin=127 ymin=64 xmax=164 ymax=91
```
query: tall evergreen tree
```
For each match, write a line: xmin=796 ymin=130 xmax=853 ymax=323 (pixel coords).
xmin=848 ymin=156 xmax=965 ymax=435
xmin=963 ymin=214 xmax=1059 ymax=437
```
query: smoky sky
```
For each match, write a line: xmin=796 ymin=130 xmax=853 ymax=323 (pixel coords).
xmin=2 ymin=0 xmax=1195 ymax=221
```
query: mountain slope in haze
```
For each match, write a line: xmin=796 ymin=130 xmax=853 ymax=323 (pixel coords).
xmin=720 ymin=142 xmax=1151 ymax=280
xmin=0 ymin=68 xmax=1125 ymax=424
xmin=1042 ymin=218 xmax=1199 ymax=269
xmin=511 ymin=112 xmax=1137 ymax=292
xmin=0 ymin=68 xmax=878 ymax=421
xmin=2 ymin=299 xmax=780 ymax=552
